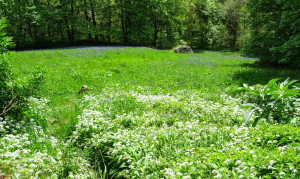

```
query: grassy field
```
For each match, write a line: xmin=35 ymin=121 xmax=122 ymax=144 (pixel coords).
xmin=1 ymin=47 xmax=299 ymax=178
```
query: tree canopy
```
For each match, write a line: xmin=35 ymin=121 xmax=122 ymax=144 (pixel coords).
xmin=0 ymin=0 xmax=299 ymax=66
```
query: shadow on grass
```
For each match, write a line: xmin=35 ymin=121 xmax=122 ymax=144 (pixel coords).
xmin=232 ymin=63 xmax=300 ymax=86
xmin=193 ymin=49 xmax=205 ymax=54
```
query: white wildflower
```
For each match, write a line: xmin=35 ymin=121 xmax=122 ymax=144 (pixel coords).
xmin=212 ymin=170 xmax=218 ymax=174
xmin=214 ymin=173 xmax=222 ymax=178
xmin=236 ymin=160 xmax=242 ymax=165
xmin=279 ymin=172 xmax=285 ymax=175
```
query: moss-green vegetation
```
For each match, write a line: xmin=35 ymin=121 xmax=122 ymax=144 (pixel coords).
xmin=1 ymin=47 xmax=299 ymax=178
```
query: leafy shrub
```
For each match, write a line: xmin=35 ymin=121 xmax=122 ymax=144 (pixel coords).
xmin=0 ymin=18 xmax=45 ymax=120
xmin=243 ymin=0 xmax=300 ymax=67
xmin=239 ymin=78 xmax=300 ymax=126
xmin=0 ymin=18 xmax=14 ymax=117
xmin=0 ymin=117 xmax=95 ymax=178
xmin=67 ymin=88 xmax=299 ymax=178
xmin=68 ymin=88 xmax=244 ymax=178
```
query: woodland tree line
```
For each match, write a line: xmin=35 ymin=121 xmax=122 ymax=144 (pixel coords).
xmin=0 ymin=0 xmax=299 ymax=66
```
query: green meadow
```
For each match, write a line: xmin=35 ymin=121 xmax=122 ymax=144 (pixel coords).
xmin=1 ymin=47 xmax=300 ymax=178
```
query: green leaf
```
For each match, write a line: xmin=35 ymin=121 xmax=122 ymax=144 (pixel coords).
xmin=289 ymin=143 xmax=300 ymax=147
xmin=252 ymin=117 xmax=259 ymax=127
xmin=278 ymin=137 xmax=288 ymax=146
xmin=293 ymin=83 xmax=300 ymax=88
xmin=243 ymin=108 xmax=255 ymax=125
xmin=241 ymin=103 xmax=256 ymax=109
xmin=268 ymin=78 xmax=280 ymax=86
xmin=283 ymin=90 xmax=299 ymax=98
xmin=286 ymin=80 xmax=298 ymax=87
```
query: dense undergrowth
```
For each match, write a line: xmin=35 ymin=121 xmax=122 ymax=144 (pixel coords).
xmin=1 ymin=47 xmax=300 ymax=178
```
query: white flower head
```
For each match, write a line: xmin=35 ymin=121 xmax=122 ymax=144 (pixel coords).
xmin=279 ymin=172 xmax=285 ymax=175
xmin=224 ymin=159 xmax=231 ymax=165
xmin=214 ymin=173 xmax=222 ymax=178
xmin=212 ymin=170 xmax=218 ymax=174
xmin=176 ymin=172 xmax=183 ymax=176
xmin=236 ymin=160 xmax=242 ymax=165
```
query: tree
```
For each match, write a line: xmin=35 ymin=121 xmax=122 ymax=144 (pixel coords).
xmin=0 ymin=18 xmax=14 ymax=117
xmin=222 ymin=0 xmax=247 ymax=51
xmin=0 ymin=0 xmax=251 ymax=50
xmin=243 ymin=0 xmax=300 ymax=67
xmin=0 ymin=18 xmax=45 ymax=119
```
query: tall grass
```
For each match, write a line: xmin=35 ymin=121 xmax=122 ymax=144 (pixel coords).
xmin=0 ymin=47 xmax=299 ymax=178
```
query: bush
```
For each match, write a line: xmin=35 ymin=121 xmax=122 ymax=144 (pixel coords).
xmin=239 ymin=78 xmax=300 ymax=126
xmin=243 ymin=0 xmax=300 ymax=67
xmin=0 ymin=18 xmax=45 ymax=120
xmin=0 ymin=18 xmax=14 ymax=117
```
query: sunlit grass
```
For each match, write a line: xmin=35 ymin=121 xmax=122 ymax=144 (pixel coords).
xmin=3 ymin=47 xmax=299 ymax=178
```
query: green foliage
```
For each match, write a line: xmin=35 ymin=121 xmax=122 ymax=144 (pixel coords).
xmin=1 ymin=48 xmax=300 ymax=178
xmin=0 ymin=0 xmax=189 ymax=49
xmin=7 ymin=0 xmax=300 ymax=57
xmin=0 ymin=0 xmax=251 ymax=51
xmin=222 ymin=0 xmax=248 ymax=51
xmin=0 ymin=18 xmax=14 ymax=117
xmin=239 ymin=78 xmax=300 ymax=126
xmin=243 ymin=0 xmax=300 ymax=66
xmin=0 ymin=17 xmax=45 ymax=120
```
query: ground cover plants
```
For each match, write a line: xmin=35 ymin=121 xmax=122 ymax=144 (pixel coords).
xmin=1 ymin=46 xmax=300 ymax=178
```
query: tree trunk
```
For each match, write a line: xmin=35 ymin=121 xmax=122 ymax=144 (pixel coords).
xmin=59 ymin=0 xmax=73 ymax=42
xmin=16 ymin=0 xmax=23 ymax=48
xmin=83 ymin=0 xmax=92 ymax=40
xmin=70 ymin=0 xmax=75 ymax=41
xmin=65 ymin=19 xmax=73 ymax=42
xmin=89 ymin=0 xmax=98 ymax=41
xmin=120 ymin=0 xmax=129 ymax=44
xmin=107 ymin=17 xmax=111 ymax=42
xmin=153 ymin=18 xmax=159 ymax=47
xmin=28 ymin=22 xmax=33 ymax=39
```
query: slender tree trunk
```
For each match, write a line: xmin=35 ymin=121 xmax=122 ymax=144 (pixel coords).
xmin=16 ymin=0 xmax=23 ymax=48
xmin=47 ymin=0 xmax=51 ymax=41
xmin=153 ymin=18 xmax=158 ymax=47
xmin=60 ymin=28 xmax=65 ymax=41
xmin=64 ymin=19 xmax=72 ymax=41
xmin=48 ymin=25 xmax=51 ymax=41
xmin=120 ymin=0 xmax=129 ymax=44
xmin=121 ymin=17 xmax=128 ymax=43
xmin=107 ymin=17 xmax=111 ymax=42
xmin=28 ymin=22 xmax=33 ymax=39
xmin=231 ymin=28 xmax=238 ymax=51
xmin=83 ymin=0 xmax=92 ymax=40
xmin=89 ymin=0 xmax=98 ymax=41
xmin=70 ymin=0 xmax=75 ymax=41
xmin=59 ymin=0 xmax=73 ymax=42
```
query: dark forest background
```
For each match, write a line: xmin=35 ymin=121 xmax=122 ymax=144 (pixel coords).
xmin=0 ymin=0 xmax=299 ymax=66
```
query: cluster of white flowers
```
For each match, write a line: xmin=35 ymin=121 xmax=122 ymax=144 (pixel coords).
xmin=0 ymin=120 xmax=61 ymax=178
xmin=0 ymin=98 xmax=95 ymax=178
xmin=131 ymin=91 xmax=179 ymax=107
xmin=27 ymin=97 xmax=52 ymax=119
xmin=68 ymin=88 xmax=249 ymax=178
xmin=69 ymin=87 xmax=300 ymax=178
xmin=0 ymin=117 xmax=26 ymax=134
xmin=4 ymin=87 xmax=295 ymax=178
